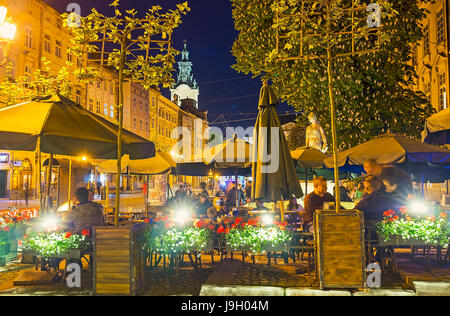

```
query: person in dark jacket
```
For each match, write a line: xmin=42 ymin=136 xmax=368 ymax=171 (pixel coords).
xmin=303 ymin=177 xmax=335 ymax=232
xmin=226 ymin=182 xmax=245 ymax=208
xmin=355 ymin=176 xmax=402 ymax=225
xmin=195 ymin=193 xmax=213 ymax=218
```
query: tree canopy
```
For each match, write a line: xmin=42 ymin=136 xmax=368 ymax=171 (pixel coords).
xmin=231 ymin=0 xmax=434 ymax=150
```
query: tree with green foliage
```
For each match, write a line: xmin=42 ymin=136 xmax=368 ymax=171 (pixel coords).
xmin=64 ymin=0 xmax=189 ymax=225
xmin=231 ymin=0 xmax=434 ymax=151
xmin=0 ymin=57 xmax=72 ymax=107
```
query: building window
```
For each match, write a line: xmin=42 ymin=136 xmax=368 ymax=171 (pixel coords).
xmin=423 ymin=25 xmax=430 ymax=56
xmin=145 ymin=121 xmax=149 ymax=131
xmin=140 ymin=120 xmax=143 ymax=130
xmin=67 ymin=53 xmax=73 ymax=63
xmin=103 ymin=80 xmax=108 ymax=91
xmin=439 ymin=87 xmax=447 ymax=111
xmin=25 ymin=27 xmax=33 ymax=49
xmin=104 ymin=103 xmax=108 ymax=116
xmin=110 ymin=105 xmax=114 ymax=118
xmin=89 ymin=98 xmax=94 ymax=111
xmin=76 ymin=89 xmax=82 ymax=104
xmin=133 ymin=118 xmax=137 ymax=129
xmin=44 ymin=35 xmax=51 ymax=53
xmin=436 ymin=9 xmax=445 ymax=44
xmin=77 ymin=58 xmax=82 ymax=67
xmin=439 ymin=73 xmax=447 ymax=110
xmin=55 ymin=41 xmax=62 ymax=58
xmin=96 ymin=101 xmax=101 ymax=114
xmin=97 ymin=81 xmax=101 ymax=89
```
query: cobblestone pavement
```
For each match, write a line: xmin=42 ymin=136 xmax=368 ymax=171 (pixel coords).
xmin=0 ymin=248 xmax=447 ymax=296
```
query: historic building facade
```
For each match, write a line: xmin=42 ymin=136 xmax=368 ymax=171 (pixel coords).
xmin=413 ymin=0 xmax=449 ymax=113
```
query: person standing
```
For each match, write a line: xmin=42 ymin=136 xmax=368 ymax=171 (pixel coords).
xmin=96 ymin=180 xmax=102 ymax=196
xmin=213 ymin=180 xmax=221 ymax=197
xmin=303 ymin=177 xmax=335 ymax=233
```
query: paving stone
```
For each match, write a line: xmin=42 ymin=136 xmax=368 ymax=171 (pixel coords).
xmin=413 ymin=281 xmax=450 ymax=296
xmin=352 ymin=289 xmax=415 ymax=296
xmin=286 ymin=287 xmax=351 ymax=296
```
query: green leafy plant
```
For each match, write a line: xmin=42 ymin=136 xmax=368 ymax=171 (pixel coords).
xmin=23 ymin=232 xmax=90 ymax=259
xmin=147 ymin=226 xmax=212 ymax=253
xmin=376 ymin=209 xmax=448 ymax=248
xmin=225 ymin=225 xmax=292 ymax=254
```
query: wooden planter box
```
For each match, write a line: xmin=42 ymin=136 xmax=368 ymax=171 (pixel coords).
xmin=377 ymin=236 xmax=429 ymax=247
xmin=315 ymin=210 xmax=366 ymax=289
xmin=93 ymin=223 xmax=146 ymax=296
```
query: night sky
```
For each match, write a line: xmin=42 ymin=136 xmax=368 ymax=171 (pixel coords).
xmin=43 ymin=0 xmax=295 ymax=130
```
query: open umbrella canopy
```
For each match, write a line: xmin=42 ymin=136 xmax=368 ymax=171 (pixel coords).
xmin=0 ymin=95 xmax=155 ymax=159
xmin=324 ymin=133 xmax=450 ymax=168
xmin=291 ymin=146 xmax=329 ymax=169
xmin=422 ymin=107 xmax=450 ymax=146
xmin=204 ymin=135 xmax=253 ymax=168
xmin=96 ymin=151 xmax=175 ymax=175
xmin=252 ymin=82 xmax=303 ymax=202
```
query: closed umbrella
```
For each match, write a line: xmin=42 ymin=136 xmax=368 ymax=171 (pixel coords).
xmin=252 ymin=82 xmax=303 ymax=210
xmin=422 ymin=107 xmax=450 ymax=146
xmin=291 ymin=146 xmax=329 ymax=195
xmin=0 ymin=95 xmax=155 ymax=222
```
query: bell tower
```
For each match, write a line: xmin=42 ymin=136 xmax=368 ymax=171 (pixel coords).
xmin=170 ymin=40 xmax=200 ymax=108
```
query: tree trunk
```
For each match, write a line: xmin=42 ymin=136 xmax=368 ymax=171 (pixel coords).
xmin=326 ymin=2 xmax=341 ymax=212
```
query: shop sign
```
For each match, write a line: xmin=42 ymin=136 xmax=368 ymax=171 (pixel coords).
xmin=0 ymin=154 xmax=9 ymax=164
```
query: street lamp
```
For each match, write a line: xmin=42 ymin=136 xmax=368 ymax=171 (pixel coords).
xmin=0 ymin=6 xmax=16 ymax=65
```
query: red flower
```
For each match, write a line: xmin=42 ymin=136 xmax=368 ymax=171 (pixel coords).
xmin=389 ymin=218 xmax=394 ymax=222
xmin=217 ymin=225 xmax=225 ymax=234
xmin=165 ymin=222 xmax=172 ymax=229
xmin=235 ymin=217 xmax=243 ymax=224
xmin=439 ymin=212 xmax=448 ymax=219
xmin=241 ymin=222 xmax=246 ymax=227
xmin=427 ymin=215 xmax=436 ymax=222
xmin=2 ymin=226 xmax=9 ymax=232
xmin=274 ymin=220 xmax=280 ymax=225
xmin=144 ymin=218 xmax=150 ymax=224
xmin=278 ymin=225 xmax=286 ymax=231
xmin=399 ymin=207 xmax=408 ymax=215
xmin=195 ymin=221 xmax=203 ymax=228
xmin=393 ymin=215 xmax=399 ymax=220
xmin=16 ymin=217 xmax=24 ymax=222
xmin=225 ymin=228 xmax=230 ymax=234
xmin=162 ymin=216 xmax=168 ymax=221
xmin=81 ymin=229 xmax=90 ymax=236
xmin=231 ymin=223 xmax=236 ymax=229
xmin=224 ymin=218 xmax=231 ymax=224
xmin=65 ymin=232 xmax=72 ymax=238
xmin=155 ymin=217 xmax=161 ymax=222
xmin=209 ymin=225 xmax=215 ymax=230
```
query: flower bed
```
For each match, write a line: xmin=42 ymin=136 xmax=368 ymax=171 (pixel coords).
xmin=225 ymin=225 xmax=292 ymax=254
xmin=145 ymin=216 xmax=293 ymax=255
xmin=23 ymin=231 xmax=90 ymax=260
xmin=376 ymin=208 xmax=448 ymax=248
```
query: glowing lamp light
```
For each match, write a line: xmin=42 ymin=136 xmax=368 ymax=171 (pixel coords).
xmin=0 ymin=7 xmax=7 ymax=23
xmin=175 ymin=208 xmax=191 ymax=225
xmin=41 ymin=215 xmax=60 ymax=231
xmin=262 ymin=214 xmax=274 ymax=226
xmin=0 ymin=22 xmax=16 ymax=41
xmin=0 ymin=7 xmax=16 ymax=41
xmin=409 ymin=200 xmax=428 ymax=215
xmin=81 ymin=156 xmax=87 ymax=161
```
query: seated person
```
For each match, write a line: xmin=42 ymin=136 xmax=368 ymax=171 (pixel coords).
xmin=199 ymin=182 xmax=209 ymax=197
xmin=65 ymin=187 xmax=105 ymax=235
xmin=175 ymin=184 xmax=187 ymax=200
xmin=287 ymin=196 xmax=304 ymax=212
xmin=355 ymin=175 xmax=402 ymax=226
xmin=195 ymin=193 xmax=213 ymax=218
xmin=303 ymin=176 xmax=335 ymax=233
xmin=379 ymin=166 xmax=414 ymax=205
